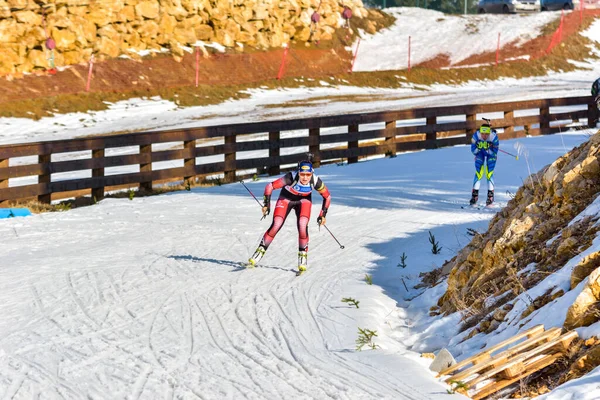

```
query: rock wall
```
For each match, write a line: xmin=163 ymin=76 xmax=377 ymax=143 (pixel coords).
xmin=436 ymin=133 xmax=600 ymax=334
xmin=0 ymin=0 xmax=368 ymax=75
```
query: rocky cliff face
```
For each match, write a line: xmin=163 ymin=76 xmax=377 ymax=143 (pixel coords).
xmin=436 ymin=133 xmax=600 ymax=336
xmin=0 ymin=0 xmax=371 ymax=75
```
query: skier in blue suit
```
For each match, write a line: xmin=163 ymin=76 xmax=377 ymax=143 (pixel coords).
xmin=470 ymin=121 xmax=499 ymax=206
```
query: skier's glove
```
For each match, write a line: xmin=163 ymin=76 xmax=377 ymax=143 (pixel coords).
xmin=262 ymin=195 xmax=271 ymax=216
xmin=317 ymin=216 xmax=326 ymax=226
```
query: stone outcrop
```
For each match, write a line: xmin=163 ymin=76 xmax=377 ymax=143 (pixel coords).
xmin=437 ymin=133 xmax=600 ymax=333
xmin=0 ymin=0 xmax=369 ymax=75
xmin=564 ymin=266 xmax=600 ymax=329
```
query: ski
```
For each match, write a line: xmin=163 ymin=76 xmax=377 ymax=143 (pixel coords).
xmin=461 ymin=203 xmax=495 ymax=211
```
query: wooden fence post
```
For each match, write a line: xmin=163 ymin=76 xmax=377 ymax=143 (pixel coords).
xmin=348 ymin=123 xmax=359 ymax=164
xmin=384 ymin=120 xmax=396 ymax=157
xmin=0 ymin=158 xmax=8 ymax=207
xmin=426 ymin=116 xmax=437 ymax=149
xmin=140 ymin=144 xmax=152 ymax=192
xmin=588 ymin=100 xmax=598 ymax=129
xmin=268 ymin=131 xmax=280 ymax=176
xmin=466 ymin=113 xmax=476 ymax=143
xmin=504 ymin=110 xmax=514 ymax=139
xmin=38 ymin=154 xmax=51 ymax=204
xmin=540 ymin=103 xmax=550 ymax=135
xmin=91 ymin=149 xmax=105 ymax=201
xmin=309 ymin=128 xmax=321 ymax=167
xmin=224 ymin=134 xmax=236 ymax=182
xmin=183 ymin=140 xmax=197 ymax=184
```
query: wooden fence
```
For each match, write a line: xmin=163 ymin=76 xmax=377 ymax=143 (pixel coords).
xmin=0 ymin=95 xmax=596 ymax=206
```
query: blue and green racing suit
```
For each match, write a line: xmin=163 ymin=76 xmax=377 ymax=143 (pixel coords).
xmin=471 ymin=128 xmax=499 ymax=191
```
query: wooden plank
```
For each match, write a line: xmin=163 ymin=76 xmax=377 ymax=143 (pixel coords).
xmin=139 ymin=144 xmax=152 ymax=191
xmin=384 ymin=120 xmax=396 ymax=157
xmin=38 ymin=154 xmax=51 ymax=204
xmin=91 ymin=148 xmax=104 ymax=201
xmin=268 ymin=131 xmax=280 ymax=176
xmin=348 ymin=124 xmax=359 ymax=164
xmin=309 ymin=128 xmax=320 ymax=168
xmin=223 ymin=135 xmax=236 ymax=183
xmin=0 ymin=158 xmax=7 ymax=207
xmin=0 ymin=96 xmax=591 ymax=160
xmin=460 ymin=328 xmax=565 ymax=387
xmin=183 ymin=139 xmax=196 ymax=183
xmin=471 ymin=352 xmax=563 ymax=400
xmin=443 ymin=326 xmax=553 ymax=381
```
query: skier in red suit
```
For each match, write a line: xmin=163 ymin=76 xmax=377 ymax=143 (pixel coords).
xmin=248 ymin=160 xmax=331 ymax=273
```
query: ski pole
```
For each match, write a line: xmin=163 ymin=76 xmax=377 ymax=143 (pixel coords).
xmin=322 ymin=224 xmax=345 ymax=249
xmin=240 ymin=180 xmax=267 ymax=220
xmin=498 ymin=148 xmax=519 ymax=160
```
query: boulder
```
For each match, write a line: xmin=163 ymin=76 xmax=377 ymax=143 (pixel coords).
xmin=564 ymin=267 xmax=600 ymax=329
xmin=429 ymin=348 xmax=457 ymax=373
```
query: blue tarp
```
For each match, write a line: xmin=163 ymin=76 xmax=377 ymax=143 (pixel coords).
xmin=0 ymin=208 xmax=32 ymax=219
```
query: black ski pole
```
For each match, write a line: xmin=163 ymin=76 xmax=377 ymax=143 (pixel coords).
xmin=322 ymin=224 xmax=345 ymax=249
xmin=240 ymin=180 xmax=267 ymax=220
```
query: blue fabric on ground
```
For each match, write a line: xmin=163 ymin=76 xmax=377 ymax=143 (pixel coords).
xmin=0 ymin=208 xmax=32 ymax=219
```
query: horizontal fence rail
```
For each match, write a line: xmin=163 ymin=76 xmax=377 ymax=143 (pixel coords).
xmin=0 ymin=95 xmax=596 ymax=206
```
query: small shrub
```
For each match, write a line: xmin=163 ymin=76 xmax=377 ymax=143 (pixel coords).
xmin=398 ymin=252 xmax=408 ymax=268
xmin=185 ymin=180 xmax=191 ymax=191
xmin=252 ymin=174 xmax=259 ymax=182
xmin=356 ymin=327 xmax=379 ymax=351
xmin=429 ymin=231 xmax=442 ymax=254
xmin=128 ymin=189 xmax=135 ymax=200
xmin=55 ymin=202 xmax=71 ymax=211
xmin=341 ymin=297 xmax=360 ymax=308
xmin=447 ymin=380 xmax=468 ymax=394
xmin=365 ymin=274 xmax=373 ymax=285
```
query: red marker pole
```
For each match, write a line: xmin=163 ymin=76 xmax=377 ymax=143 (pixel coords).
xmin=496 ymin=32 xmax=500 ymax=66
xmin=195 ymin=47 xmax=200 ymax=88
xmin=408 ymin=36 xmax=411 ymax=72
xmin=276 ymin=45 xmax=289 ymax=80
xmin=349 ymin=38 xmax=361 ymax=73
xmin=86 ymin=54 xmax=94 ymax=92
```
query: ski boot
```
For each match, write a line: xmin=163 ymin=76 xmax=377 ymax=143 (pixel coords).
xmin=247 ymin=245 xmax=266 ymax=268
xmin=486 ymin=190 xmax=494 ymax=206
xmin=469 ymin=189 xmax=479 ymax=206
xmin=297 ymin=250 xmax=308 ymax=275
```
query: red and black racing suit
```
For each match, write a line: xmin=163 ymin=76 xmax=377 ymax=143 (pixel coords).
xmin=260 ymin=171 xmax=331 ymax=252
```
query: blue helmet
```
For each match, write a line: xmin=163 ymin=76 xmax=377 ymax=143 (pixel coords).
xmin=297 ymin=160 xmax=313 ymax=173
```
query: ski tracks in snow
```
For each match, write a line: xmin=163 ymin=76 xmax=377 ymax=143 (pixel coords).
xmin=1 ymin=220 xmax=453 ymax=400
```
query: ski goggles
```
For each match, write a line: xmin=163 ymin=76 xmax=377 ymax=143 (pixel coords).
xmin=480 ymin=125 xmax=491 ymax=135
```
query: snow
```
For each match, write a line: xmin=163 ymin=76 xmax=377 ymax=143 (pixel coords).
xmin=0 ymin=132 xmax=592 ymax=398
xmin=2 ymin=7 xmax=600 ymax=399
xmin=353 ymin=8 xmax=560 ymax=71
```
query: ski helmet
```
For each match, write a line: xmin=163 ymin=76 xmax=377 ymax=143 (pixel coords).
xmin=297 ymin=160 xmax=313 ymax=174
